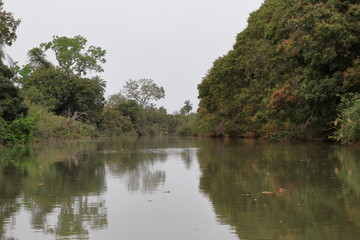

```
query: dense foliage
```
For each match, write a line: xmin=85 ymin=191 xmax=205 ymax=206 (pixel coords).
xmin=198 ymin=0 xmax=360 ymax=142
xmin=103 ymin=91 xmax=183 ymax=136
xmin=0 ymin=1 xmax=20 ymax=62
xmin=3 ymin=0 xmax=359 ymax=144
xmin=122 ymin=78 xmax=165 ymax=107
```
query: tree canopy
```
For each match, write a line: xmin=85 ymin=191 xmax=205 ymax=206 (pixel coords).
xmin=0 ymin=1 xmax=20 ymax=47
xmin=122 ymin=78 xmax=165 ymax=107
xmin=22 ymin=35 xmax=107 ymax=122
xmin=0 ymin=1 xmax=25 ymax=121
xmin=197 ymin=0 xmax=360 ymax=141
xmin=27 ymin=35 xmax=106 ymax=77
xmin=180 ymin=100 xmax=193 ymax=115
xmin=0 ymin=65 xmax=26 ymax=121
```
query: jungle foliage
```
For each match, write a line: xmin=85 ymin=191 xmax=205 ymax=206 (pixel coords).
xmin=197 ymin=0 xmax=360 ymax=142
xmin=103 ymin=85 xmax=187 ymax=136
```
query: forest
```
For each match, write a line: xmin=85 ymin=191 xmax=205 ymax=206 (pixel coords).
xmin=0 ymin=0 xmax=196 ymax=145
xmin=1 ymin=0 xmax=360 ymax=145
xmin=197 ymin=0 xmax=360 ymax=143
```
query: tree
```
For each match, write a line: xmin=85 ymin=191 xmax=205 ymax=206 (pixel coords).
xmin=0 ymin=2 xmax=25 ymax=121
xmin=116 ymin=99 xmax=142 ymax=125
xmin=180 ymin=100 xmax=193 ymax=115
xmin=197 ymin=0 xmax=360 ymax=140
xmin=0 ymin=1 xmax=20 ymax=58
xmin=0 ymin=1 xmax=20 ymax=45
xmin=122 ymin=78 xmax=165 ymax=107
xmin=40 ymin=35 xmax=106 ymax=77
xmin=0 ymin=1 xmax=20 ymax=65
xmin=22 ymin=36 xmax=107 ymax=123
xmin=0 ymin=65 xmax=27 ymax=121
xmin=27 ymin=47 xmax=52 ymax=68
xmin=23 ymin=66 xmax=105 ymax=122
xmin=106 ymin=93 xmax=126 ymax=108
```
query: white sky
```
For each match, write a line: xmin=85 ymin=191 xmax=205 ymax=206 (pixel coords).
xmin=4 ymin=0 xmax=264 ymax=113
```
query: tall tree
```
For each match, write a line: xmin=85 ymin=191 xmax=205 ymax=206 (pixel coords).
xmin=0 ymin=65 xmax=26 ymax=120
xmin=23 ymin=36 xmax=107 ymax=122
xmin=0 ymin=1 xmax=20 ymax=66
xmin=26 ymin=35 xmax=106 ymax=77
xmin=23 ymin=66 xmax=105 ymax=122
xmin=27 ymin=47 xmax=51 ymax=68
xmin=180 ymin=100 xmax=193 ymax=115
xmin=122 ymin=78 xmax=165 ymax=107
xmin=0 ymin=1 xmax=20 ymax=64
xmin=0 ymin=1 xmax=26 ymax=120
xmin=197 ymin=0 xmax=360 ymax=139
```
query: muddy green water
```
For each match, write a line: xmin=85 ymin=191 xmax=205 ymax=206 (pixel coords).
xmin=1 ymin=136 xmax=360 ymax=240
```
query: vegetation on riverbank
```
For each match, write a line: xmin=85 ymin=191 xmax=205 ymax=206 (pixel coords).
xmin=1 ymin=0 xmax=359 ymax=145
xmin=197 ymin=0 xmax=360 ymax=143
xmin=0 ymin=1 xmax=197 ymax=146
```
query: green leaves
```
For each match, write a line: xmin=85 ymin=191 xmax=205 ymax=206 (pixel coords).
xmin=38 ymin=35 xmax=106 ymax=77
xmin=23 ymin=35 xmax=107 ymax=123
xmin=0 ymin=1 xmax=20 ymax=47
xmin=197 ymin=0 xmax=360 ymax=140
xmin=122 ymin=79 xmax=165 ymax=107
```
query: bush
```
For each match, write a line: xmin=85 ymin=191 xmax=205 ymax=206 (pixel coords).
xmin=331 ymin=94 xmax=360 ymax=143
xmin=28 ymin=104 xmax=95 ymax=140
xmin=0 ymin=117 xmax=36 ymax=145
xmin=97 ymin=108 xmax=133 ymax=136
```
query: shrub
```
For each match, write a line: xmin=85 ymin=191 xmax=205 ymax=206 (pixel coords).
xmin=97 ymin=108 xmax=133 ymax=136
xmin=0 ymin=117 xmax=36 ymax=145
xmin=28 ymin=104 xmax=95 ymax=140
xmin=331 ymin=94 xmax=360 ymax=143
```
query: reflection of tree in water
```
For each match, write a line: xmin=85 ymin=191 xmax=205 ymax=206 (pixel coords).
xmin=198 ymin=140 xmax=360 ymax=240
xmin=0 ymin=136 xmax=204 ymax=239
xmin=181 ymin=149 xmax=194 ymax=169
xmin=0 ymin=142 xmax=107 ymax=239
xmin=105 ymin=149 xmax=167 ymax=193
xmin=103 ymin=143 xmax=198 ymax=193
xmin=125 ymin=162 xmax=166 ymax=193
xmin=0 ymin=146 xmax=33 ymax=238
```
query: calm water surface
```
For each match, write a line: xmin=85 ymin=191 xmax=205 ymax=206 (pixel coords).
xmin=1 ymin=137 xmax=360 ymax=240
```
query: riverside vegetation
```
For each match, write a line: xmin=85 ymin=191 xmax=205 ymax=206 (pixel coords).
xmin=0 ymin=1 xmax=196 ymax=145
xmin=197 ymin=0 xmax=360 ymax=143
xmin=1 ymin=0 xmax=360 ymax=145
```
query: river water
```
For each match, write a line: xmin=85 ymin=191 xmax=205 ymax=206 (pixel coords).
xmin=1 ymin=136 xmax=360 ymax=240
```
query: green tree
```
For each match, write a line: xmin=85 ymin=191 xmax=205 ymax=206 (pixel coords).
xmin=180 ymin=100 xmax=193 ymax=115
xmin=98 ymin=108 xmax=133 ymax=135
xmin=0 ymin=1 xmax=20 ymax=64
xmin=23 ymin=66 xmax=105 ymax=122
xmin=0 ymin=65 xmax=27 ymax=121
xmin=106 ymin=93 xmax=126 ymax=108
xmin=27 ymin=47 xmax=52 ymax=68
xmin=122 ymin=78 xmax=165 ymax=107
xmin=40 ymin=35 xmax=106 ymax=77
xmin=197 ymin=0 xmax=360 ymax=140
xmin=22 ymin=36 xmax=107 ymax=123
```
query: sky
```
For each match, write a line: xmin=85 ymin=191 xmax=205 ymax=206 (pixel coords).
xmin=4 ymin=0 xmax=264 ymax=113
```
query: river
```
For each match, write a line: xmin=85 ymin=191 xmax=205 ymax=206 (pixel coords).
xmin=0 ymin=136 xmax=360 ymax=239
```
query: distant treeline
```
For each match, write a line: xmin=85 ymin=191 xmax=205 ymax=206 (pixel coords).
xmin=197 ymin=0 xmax=360 ymax=143
xmin=0 ymin=1 xmax=196 ymax=145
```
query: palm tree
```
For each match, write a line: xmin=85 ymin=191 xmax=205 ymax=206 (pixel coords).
xmin=180 ymin=100 xmax=193 ymax=115
xmin=0 ymin=43 xmax=14 ymax=66
xmin=0 ymin=44 xmax=4 ymax=64
xmin=92 ymin=75 xmax=107 ymax=94
xmin=27 ymin=47 xmax=51 ymax=68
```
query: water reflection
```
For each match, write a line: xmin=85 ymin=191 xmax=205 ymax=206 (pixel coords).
xmin=1 ymin=137 xmax=360 ymax=240
xmin=0 ymin=137 xmax=200 ymax=239
xmin=0 ymin=142 xmax=107 ymax=239
xmin=197 ymin=139 xmax=360 ymax=240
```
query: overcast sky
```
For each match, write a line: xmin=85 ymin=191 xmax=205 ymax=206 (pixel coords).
xmin=4 ymin=0 xmax=264 ymax=113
